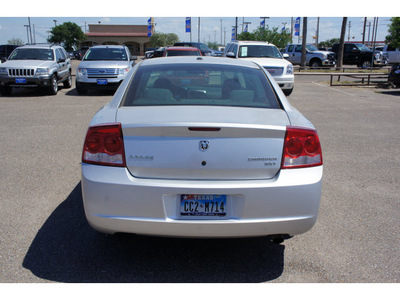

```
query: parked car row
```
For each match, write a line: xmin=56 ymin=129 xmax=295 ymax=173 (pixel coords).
xmin=1 ymin=41 xmax=399 ymax=97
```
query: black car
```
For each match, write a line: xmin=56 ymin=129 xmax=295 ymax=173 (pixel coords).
xmin=73 ymin=46 xmax=90 ymax=60
xmin=388 ymin=64 xmax=400 ymax=88
xmin=0 ymin=44 xmax=21 ymax=63
xmin=173 ymin=42 xmax=212 ymax=56
xmin=332 ymin=43 xmax=387 ymax=69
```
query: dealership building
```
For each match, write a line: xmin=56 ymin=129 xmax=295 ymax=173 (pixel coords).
xmin=82 ymin=24 xmax=152 ymax=56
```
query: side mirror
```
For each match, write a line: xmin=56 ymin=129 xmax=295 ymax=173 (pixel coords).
xmin=226 ymin=52 xmax=236 ymax=58
xmin=58 ymin=58 xmax=66 ymax=63
xmin=283 ymin=53 xmax=289 ymax=58
xmin=1 ymin=57 xmax=7 ymax=63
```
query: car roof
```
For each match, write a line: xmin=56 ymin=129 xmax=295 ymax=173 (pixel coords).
xmin=175 ymin=42 xmax=203 ymax=45
xmin=228 ymin=41 xmax=278 ymax=47
xmin=18 ymin=44 xmax=62 ymax=49
xmin=138 ymin=56 xmax=260 ymax=68
xmin=90 ymin=45 xmax=126 ymax=49
xmin=166 ymin=47 xmax=200 ymax=51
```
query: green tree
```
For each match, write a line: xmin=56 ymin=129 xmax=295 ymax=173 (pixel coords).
xmin=150 ymin=32 xmax=179 ymax=48
xmin=48 ymin=22 xmax=86 ymax=51
xmin=237 ymin=25 xmax=291 ymax=49
xmin=207 ymin=42 xmax=219 ymax=50
xmin=318 ymin=38 xmax=340 ymax=48
xmin=385 ymin=17 xmax=400 ymax=48
xmin=7 ymin=38 xmax=24 ymax=45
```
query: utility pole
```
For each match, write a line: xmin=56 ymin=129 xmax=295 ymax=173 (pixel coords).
xmin=362 ymin=17 xmax=367 ymax=44
xmin=235 ymin=17 xmax=238 ymax=40
xmin=348 ymin=21 xmax=351 ymax=41
xmin=291 ymin=17 xmax=293 ymax=42
xmin=198 ymin=17 xmax=200 ymax=43
xmin=337 ymin=17 xmax=348 ymax=69
xmin=220 ymin=19 xmax=222 ymax=45
xmin=316 ymin=17 xmax=319 ymax=48
xmin=371 ymin=17 xmax=379 ymax=68
xmin=28 ymin=17 xmax=33 ymax=45
xmin=367 ymin=21 xmax=371 ymax=46
xmin=224 ymin=27 xmax=226 ymax=45
xmin=300 ymin=17 xmax=307 ymax=69
xmin=33 ymin=24 xmax=36 ymax=44
xmin=24 ymin=25 xmax=30 ymax=44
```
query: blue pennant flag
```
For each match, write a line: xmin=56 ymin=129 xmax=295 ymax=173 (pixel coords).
xmin=186 ymin=17 xmax=191 ymax=33
xmin=294 ymin=17 xmax=300 ymax=36
xmin=148 ymin=18 xmax=152 ymax=37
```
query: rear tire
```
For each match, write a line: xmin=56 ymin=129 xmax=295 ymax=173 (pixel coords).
xmin=63 ymin=71 xmax=72 ymax=88
xmin=283 ymin=88 xmax=293 ymax=96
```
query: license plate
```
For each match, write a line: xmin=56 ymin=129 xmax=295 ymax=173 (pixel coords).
xmin=97 ymin=79 xmax=108 ymax=85
xmin=15 ymin=78 xmax=26 ymax=84
xmin=180 ymin=194 xmax=227 ymax=217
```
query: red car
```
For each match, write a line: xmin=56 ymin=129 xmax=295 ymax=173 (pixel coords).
xmin=163 ymin=47 xmax=202 ymax=57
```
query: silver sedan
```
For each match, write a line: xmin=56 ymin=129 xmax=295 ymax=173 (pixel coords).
xmin=81 ymin=56 xmax=323 ymax=242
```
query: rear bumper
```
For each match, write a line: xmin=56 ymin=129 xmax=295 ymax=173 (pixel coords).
xmin=81 ymin=164 xmax=323 ymax=238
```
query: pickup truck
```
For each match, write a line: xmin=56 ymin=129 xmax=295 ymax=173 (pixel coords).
xmin=284 ymin=44 xmax=336 ymax=67
xmin=331 ymin=43 xmax=387 ymax=68
xmin=383 ymin=45 xmax=400 ymax=64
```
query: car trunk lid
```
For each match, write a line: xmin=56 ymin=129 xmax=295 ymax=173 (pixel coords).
xmin=117 ymin=106 xmax=290 ymax=180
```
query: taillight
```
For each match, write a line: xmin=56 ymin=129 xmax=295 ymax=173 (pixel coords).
xmin=281 ymin=126 xmax=322 ymax=169
xmin=82 ymin=123 xmax=126 ymax=167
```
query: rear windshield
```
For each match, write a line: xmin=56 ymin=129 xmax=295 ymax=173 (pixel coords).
xmin=166 ymin=50 xmax=201 ymax=57
xmin=121 ymin=63 xmax=281 ymax=109
xmin=83 ymin=48 xmax=127 ymax=61
xmin=8 ymin=48 xmax=54 ymax=61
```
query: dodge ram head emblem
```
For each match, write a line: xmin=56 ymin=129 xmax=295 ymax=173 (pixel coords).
xmin=199 ymin=140 xmax=209 ymax=151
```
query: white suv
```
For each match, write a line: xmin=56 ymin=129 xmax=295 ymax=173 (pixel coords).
xmin=224 ymin=41 xmax=294 ymax=96
xmin=0 ymin=44 xmax=72 ymax=96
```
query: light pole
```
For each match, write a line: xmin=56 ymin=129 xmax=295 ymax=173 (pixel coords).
xmin=24 ymin=25 xmax=30 ymax=44
xmin=260 ymin=17 xmax=269 ymax=30
xmin=243 ymin=22 xmax=251 ymax=33
xmin=53 ymin=20 xmax=57 ymax=27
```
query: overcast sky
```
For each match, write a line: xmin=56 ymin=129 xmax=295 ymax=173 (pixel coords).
xmin=1 ymin=1 xmax=397 ymax=46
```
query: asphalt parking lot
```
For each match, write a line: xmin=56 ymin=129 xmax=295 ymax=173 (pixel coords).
xmin=0 ymin=61 xmax=399 ymax=283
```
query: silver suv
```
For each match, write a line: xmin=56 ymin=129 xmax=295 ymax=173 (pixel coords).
xmin=75 ymin=45 xmax=137 ymax=94
xmin=0 ymin=44 xmax=72 ymax=96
